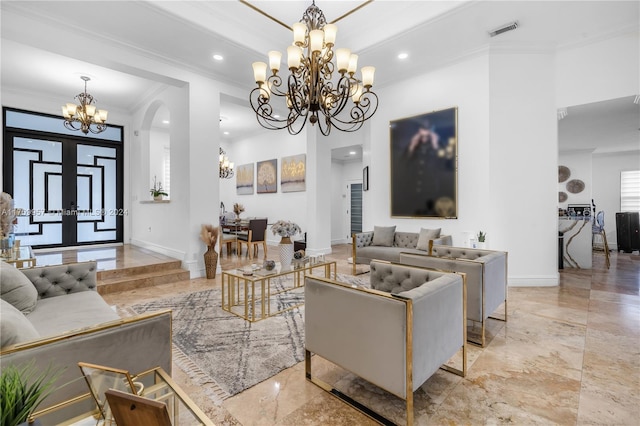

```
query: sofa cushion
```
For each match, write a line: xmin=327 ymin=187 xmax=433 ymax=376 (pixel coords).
xmin=0 ymin=261 xmax=38 ymax=314
xmin=1 ymin=298 xmax=40 ymax=348
xmin=27 ymin=291 xmax=119 ymax=338
xmin=370 ymin=261 xmax=446 ymax=294
xmin=394 ymin=232 xmax=418 ymax=249
xmin=416 ymin=228 xmax=441 ymax=251
xmin=372 ymin=226 xmax=396 ymax=247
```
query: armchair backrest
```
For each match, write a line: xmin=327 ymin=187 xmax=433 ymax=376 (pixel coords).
xmin=248 ymin=218 xmax=268 ymax=242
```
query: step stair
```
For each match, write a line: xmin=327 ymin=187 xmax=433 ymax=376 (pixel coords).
xmin=97 ymin=259 xmax=190 ymax=295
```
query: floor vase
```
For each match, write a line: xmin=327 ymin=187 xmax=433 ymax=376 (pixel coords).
xmin=279 ymin=237 xmax=294 ymax=270
xmin=204 ymin=246 xmax=218 ymax=279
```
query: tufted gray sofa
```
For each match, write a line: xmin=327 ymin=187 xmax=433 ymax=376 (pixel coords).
xmin=1 ymin=261 xmax=172 ymax=423
xmin=399 ymin=245 xmax=508 ymax=347
xmin=305 ymin=261 xmax=466 ymax=425
xmin=351 ymin=230 xmax=452 ymax=274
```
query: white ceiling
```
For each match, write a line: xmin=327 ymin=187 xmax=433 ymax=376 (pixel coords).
xmin=1 ymin=1 xmax=639 ymax=154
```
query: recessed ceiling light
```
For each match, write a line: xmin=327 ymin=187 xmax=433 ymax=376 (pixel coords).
xmin=274 ymin=114 xmax=280 ymax=119
xmin=223 ymin=131 xmax=229 ymax=135
xmin=162 ymin=120 xmax=169 ymax=124
xmin=213 ymin=54 xmax=224 ymax=61
xmin=398 ymin=53 xmax=409 ymax=60
xmin=349 ymin=151 xmax=356 ymax=155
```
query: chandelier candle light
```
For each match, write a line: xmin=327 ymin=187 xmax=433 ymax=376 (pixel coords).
xmin=249 ymin=1 xmax=378 ymax=135
xmin=219 ymin=147 xmax=234 ymax=179
xmin=61 ymin=76 xmax=108 ymax=134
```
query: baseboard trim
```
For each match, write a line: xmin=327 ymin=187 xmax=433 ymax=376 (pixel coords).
xmin=130 ymin=238 xmax=185 ymax=262
xmin=508 ymin=274 xmax=559 ymax=287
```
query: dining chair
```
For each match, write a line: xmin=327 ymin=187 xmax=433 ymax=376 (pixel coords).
xmin=237 ymin=218 xmax=268 ymax=259
xmin=592 ymin=210 xmax=610 ymax=268
xmin=219 ymin=231 xmax=237 ymax=258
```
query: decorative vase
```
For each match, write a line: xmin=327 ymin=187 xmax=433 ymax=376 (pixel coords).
xmin=204 ymin=246 xmax=218 ymax=279
xmin=477 ymin=241 xmax=487 ymax=249
xmin=154 ymin=194 xmax=163 ymax=201
xmin=278 ymin=236 xmax=294 ymax=270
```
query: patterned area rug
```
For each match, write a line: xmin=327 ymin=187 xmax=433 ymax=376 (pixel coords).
xmin=131 ymin=272 xmax=368 ymax=401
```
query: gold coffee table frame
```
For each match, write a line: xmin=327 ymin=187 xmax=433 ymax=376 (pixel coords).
xmin=29 ymin=367 xmax=214 ymax=426
xmin=222 ymin=261 xmax=336 ymax=322
xmin=3 ymin=245 xmax=36 ymax=268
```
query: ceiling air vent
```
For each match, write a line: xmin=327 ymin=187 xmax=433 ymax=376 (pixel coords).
xmin=489 ymin=21 xmax=519 ymax=37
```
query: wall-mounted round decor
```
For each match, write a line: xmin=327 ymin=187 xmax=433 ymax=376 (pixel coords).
xmin=559 ymin=191 xmax=568 ymax=203
xmin=558 ymin=165 xmax=570 ymax=183
xmin=566 ymin=179 xmax=585 ymax=194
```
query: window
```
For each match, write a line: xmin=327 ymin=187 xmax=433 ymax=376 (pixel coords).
xmin=163 ymin=146 xmax=171 ymax=198
xmin=620 ymin=170 xmax=640 ymax=211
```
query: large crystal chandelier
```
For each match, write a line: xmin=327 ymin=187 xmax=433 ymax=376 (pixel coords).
xmin=61 ymin=76 xmax=109 ymax=134
xmin=249 ymin=1 xmax=378 ymax=136
xmin=219 ymin=147 xmax=234 ymax=179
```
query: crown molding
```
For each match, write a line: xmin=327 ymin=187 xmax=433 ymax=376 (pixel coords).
xmin=557 ymin=23 xmax=639 ymax=51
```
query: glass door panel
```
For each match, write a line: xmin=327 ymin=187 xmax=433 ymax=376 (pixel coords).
xmin=13 ymin=137 xmax=63 ymax=246
xmin=77 ymin=144 xmax=118 ymax=242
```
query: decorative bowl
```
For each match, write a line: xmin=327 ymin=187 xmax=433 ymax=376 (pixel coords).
xmin=264 ymin=260 xmax=276 ymax=271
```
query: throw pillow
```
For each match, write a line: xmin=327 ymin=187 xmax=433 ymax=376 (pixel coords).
xmin=0 ymin=299 xmax=40 ymax=349
xmin=372 ymin=226 xmax=396 ymax=247
xmin=0 ymin=261 xmax=38 ymax=314
xmin=416 ymin=228 xmax=442 ymax=251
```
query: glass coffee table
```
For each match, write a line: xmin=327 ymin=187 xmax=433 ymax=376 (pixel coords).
xmin=222 ymin=260 xmax=336 ymax=322
xmin=2 ymin=245 xmax=36 ymax=268
xmin=30 ymin=367 xmax=214 ymax=425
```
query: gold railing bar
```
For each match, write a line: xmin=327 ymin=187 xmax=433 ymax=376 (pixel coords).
xmin=238 ymin=0 xmax=292 ymax=30
xmin=330 ymin=0 xmax=374 ymax=24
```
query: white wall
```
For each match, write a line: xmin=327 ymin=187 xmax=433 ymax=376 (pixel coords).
xmin=556 ymin=31 xmax=640 ymax=108
xmin=367 ymin=51 xmax=561 ymax=286
xmin=592 ymin=152 xmax=640 ymax=249
xmin=558 ymin=151 xmax=593 ymax=210
xmin=490 ymin=51 xmax=558 ymax=286
xmin=367 ymin=55 xmax=491 ymax=241
xmin=130 ymin=86 xmax=190 ymax=263
xmin=556 ymin=31 xmax=640 ymax=250
xmin=220 ymin=129 xmax=308 ymax=246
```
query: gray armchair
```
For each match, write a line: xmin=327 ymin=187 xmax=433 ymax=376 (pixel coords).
xmin=399 ymin=246 xmax=508 ymax=347
xmin=305 ymin=261 xmax=466 ymax=425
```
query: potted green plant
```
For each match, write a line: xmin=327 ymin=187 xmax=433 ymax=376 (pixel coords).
xmin=476 ymin=231 xmax=487 ymax=249
xmin=0 ymin=362 xmax=63 ymax=426
xmin=150 ymin=176 xmax=168 ymax=201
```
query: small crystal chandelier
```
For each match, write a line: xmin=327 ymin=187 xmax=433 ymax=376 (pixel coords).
xmin=249 ymin=1 xmax=378 ymax=136
xmin=61 ymin=76 xmax=108 ymax=134
xmin=219 ymin=147 xmax=234 ymax=179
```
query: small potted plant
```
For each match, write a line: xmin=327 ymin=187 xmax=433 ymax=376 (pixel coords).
xmin=0 ymin=362 xmax=63 ymax=426
xmin=476 ymin=231 xmax=487 ymax=249
xmin=150 ymin=176 xmax=168 ymax=201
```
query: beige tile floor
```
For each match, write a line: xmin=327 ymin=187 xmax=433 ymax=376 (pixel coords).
xmin=40 ymin=244 xmax=640 ymax=425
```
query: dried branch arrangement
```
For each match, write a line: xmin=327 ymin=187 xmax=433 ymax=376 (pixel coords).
xmin=200 ymin=224 xmax=219 ymax=249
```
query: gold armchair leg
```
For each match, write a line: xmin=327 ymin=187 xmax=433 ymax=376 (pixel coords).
xmin=305 ymin=350 xmax=405 ymax=425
